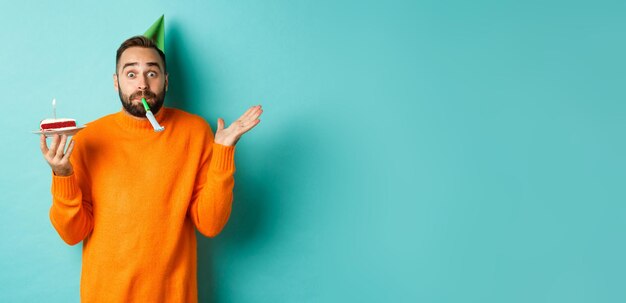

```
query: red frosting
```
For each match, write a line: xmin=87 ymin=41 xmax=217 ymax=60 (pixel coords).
xmin=41 ymin=121 xmax=76 ymax=130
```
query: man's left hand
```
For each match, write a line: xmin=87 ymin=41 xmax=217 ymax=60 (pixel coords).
xmin=214 ymin=105 xmax=263 ymax=146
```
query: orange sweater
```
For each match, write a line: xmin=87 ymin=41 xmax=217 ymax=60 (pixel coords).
xmin=49 ymin=107 xmax=236 ymax=303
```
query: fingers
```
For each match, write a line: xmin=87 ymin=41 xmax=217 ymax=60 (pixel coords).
xmin=40 ymin=134 xmax=49 ymax=155
xmin=62 ymin=139 xmax=75 ymax=161
xmin=218 ymin=105 xmax=263 ymax=136
xmin=239 ymin=106 xmax=256 ymax=120
xmin=55 ymin=135 xmax=68 ymax=160
xmin=247 ymin=106 xmax=262 ymax=128
xmin=237 ymin=106 xmax=262 ymax=129
xmin=241 ymin=105 xmax=262 ymax=130
xmin=47 ymin=135 xmax=61 ymax=158
xmin=244 ymin=118 xmax=261 ymax=132
xmin=236 ymin=118 xmax=260 ymax=134
xmin=43 ymin=134 xmax=73 ymax=160
xmin=242 ymin=105 xmax=262 ymax=121
xmin=251 ymin=105 xmax=262 ymax=119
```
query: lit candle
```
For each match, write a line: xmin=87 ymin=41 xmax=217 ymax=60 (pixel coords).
xmin=52 ymin=98 xmax=56 ymax=119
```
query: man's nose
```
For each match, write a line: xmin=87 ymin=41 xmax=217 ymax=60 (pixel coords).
xmin=137 ymin=75 xmax=149 ymax=90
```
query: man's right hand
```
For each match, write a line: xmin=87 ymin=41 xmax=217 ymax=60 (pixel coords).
xmin=40 ymin=134 xmax=75 ymax=176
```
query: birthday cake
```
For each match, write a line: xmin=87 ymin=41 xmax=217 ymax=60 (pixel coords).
xmin=40 ymin=118 xmax=77 ymax=131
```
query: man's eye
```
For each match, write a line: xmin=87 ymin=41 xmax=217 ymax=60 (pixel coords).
xmin=148 ymin=72 xmax=157 ymax=77
xmin=127 ymin=72 xmax=136 ymax=78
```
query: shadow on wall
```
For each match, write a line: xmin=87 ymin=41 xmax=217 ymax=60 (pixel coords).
xmin=165 ymin=22 xmax=315 ymax=302
xmin=165 ymin=23 xmax=191 ymax=111
xmin=195 ymin=120 xmax=313 ymax=303
xmin=195 ymin=167 xmax=268 ymax=303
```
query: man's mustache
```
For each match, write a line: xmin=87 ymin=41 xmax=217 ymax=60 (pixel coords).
xmin=129 ymin=90 xmax=156 ymax=101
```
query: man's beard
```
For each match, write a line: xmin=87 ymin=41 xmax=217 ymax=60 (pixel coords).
xmin=118 ymin=84 xmax=166 ymax=118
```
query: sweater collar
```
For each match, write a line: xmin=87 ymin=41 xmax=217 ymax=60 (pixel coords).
xmin=114 ymin=107 xmax=169 ymax=131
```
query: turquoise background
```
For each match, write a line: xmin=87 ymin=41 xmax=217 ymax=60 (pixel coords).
xmin=1 ymin=0 xmax=625 ymax=302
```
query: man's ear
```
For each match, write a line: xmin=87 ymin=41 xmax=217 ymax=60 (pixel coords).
xmin=113 ymin=73 xmax=119 ymax=92
xmin=165 ymin=72 xmax=169 ymax=92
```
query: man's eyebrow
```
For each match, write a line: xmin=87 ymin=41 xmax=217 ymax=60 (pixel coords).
xmin=121 ymin=62 xmax=162 ymax=71
xmin=122 ymin=62 xmax=138 ymax=71
xmin=147 ymin=62 xmax=164 ymax=71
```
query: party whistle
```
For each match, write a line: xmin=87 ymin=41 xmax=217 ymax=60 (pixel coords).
xmin=142 ymin=98 xmax=165 ymax=132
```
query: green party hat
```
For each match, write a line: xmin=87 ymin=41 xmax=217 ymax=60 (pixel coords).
xmin=144 ymin=15 xmax=165 ymax=53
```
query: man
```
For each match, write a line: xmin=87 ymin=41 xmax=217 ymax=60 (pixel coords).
xmin=39 ymin=36 xmax=262 ymax=302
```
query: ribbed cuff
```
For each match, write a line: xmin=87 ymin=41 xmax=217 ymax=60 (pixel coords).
xmin=210 ymin=143 xmax=236 ymax=172
xmin=51 ymin=172 xmax=80 ymax=202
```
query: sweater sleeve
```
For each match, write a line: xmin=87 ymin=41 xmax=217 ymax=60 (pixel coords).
xmin=49 ymin=138 xmax=94 ymax=246
xmin=189 ymin=140 xmax=236 ymax=238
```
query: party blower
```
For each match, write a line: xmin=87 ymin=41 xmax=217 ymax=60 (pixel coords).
xmin=142 ymin=98 xmax=165 ymax=132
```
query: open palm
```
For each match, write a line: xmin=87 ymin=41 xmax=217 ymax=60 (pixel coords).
xmin=214 ymin=105 xmax=263 ymax=146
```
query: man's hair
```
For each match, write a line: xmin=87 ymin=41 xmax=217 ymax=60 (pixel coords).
xmin=115 ymin=36 xmax=167 ymax=74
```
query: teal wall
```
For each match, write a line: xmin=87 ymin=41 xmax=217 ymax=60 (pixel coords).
xmin=1 ymin=0 xmax=625 ymax=302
